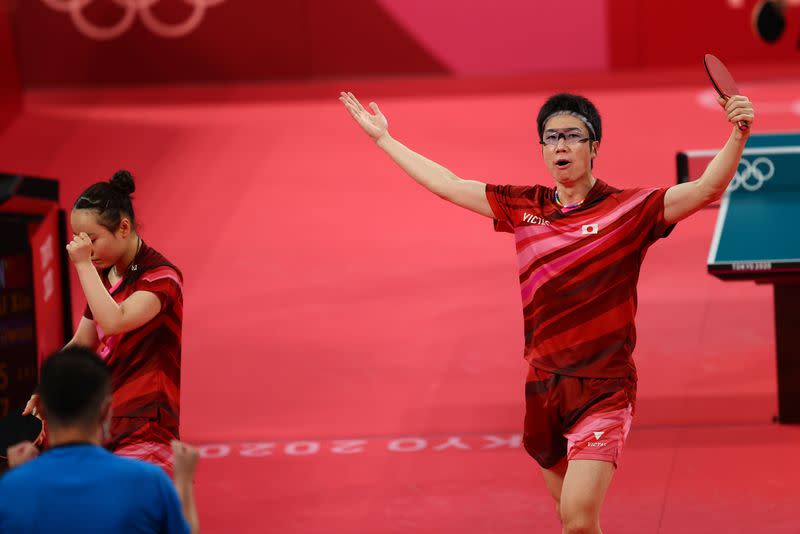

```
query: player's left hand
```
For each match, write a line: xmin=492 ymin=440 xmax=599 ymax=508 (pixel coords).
xmin=66 ymin=232 xmax=93 ymax=265
xmin=718 ymin=95 xmax=754 ymax=133
xmin=171 ymin=440 xmax=199 ymax=482
xmin=7 ymin=441 xmax=39 ymax=468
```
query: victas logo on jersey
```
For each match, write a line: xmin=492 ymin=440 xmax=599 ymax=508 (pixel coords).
xmin=522 ymin=212 xmax=551 ymax=226
xmin=586 ymin=430 xmax=607 ymax=448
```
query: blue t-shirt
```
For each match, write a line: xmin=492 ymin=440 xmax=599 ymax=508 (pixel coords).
xmin=0 ymin=444 xmax=190 ymax=534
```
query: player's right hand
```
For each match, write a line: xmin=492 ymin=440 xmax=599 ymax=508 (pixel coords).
xmin=66 ymin=233 xmax=93 ymax=265
xmin=339 ymin=92 xmax=389 ymax=142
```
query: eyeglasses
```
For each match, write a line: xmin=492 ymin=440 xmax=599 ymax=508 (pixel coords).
xmin=540 ymin=129 xmax=591 ymax=147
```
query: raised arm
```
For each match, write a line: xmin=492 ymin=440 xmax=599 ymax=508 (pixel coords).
xmin=663 ymin=95 xmax=755 ymax=224
xmin=339 ymin=92 xmax=493 ymax=218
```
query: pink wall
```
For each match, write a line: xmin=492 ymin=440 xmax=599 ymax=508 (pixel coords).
xmin=9 ymin=0 xmax=446 ymax=86
xmin=5 ymin=0 xmax=799 ymax=87
xmin=377 ymin=0 xmax=609 ymax=76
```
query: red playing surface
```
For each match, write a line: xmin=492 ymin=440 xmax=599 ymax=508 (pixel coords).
xmin=1 ymin=65 xmax=799 ymax=532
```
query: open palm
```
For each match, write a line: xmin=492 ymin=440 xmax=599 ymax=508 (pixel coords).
xmin=340 ymin=92 xmax=388 ymax=141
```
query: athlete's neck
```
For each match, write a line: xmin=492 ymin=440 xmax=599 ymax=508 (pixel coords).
xmin=555 ymin=175 xmax=596 ymax=207
xmin=114 ymin=234 xmax=141 ymax=278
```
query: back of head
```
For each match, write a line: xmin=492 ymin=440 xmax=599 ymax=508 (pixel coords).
xmin=39 ymin=347 xmax=111 ymax=428
xmin=537 ymin=93 xmax=603 ymax=142
xmin=73 ymin=170 xmax=137 ymax=233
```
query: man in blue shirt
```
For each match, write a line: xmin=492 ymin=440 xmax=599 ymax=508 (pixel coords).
xmin=0 ymin=346 xmax=198 ymax=534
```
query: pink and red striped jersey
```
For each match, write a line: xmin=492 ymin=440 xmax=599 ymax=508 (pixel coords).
xmin=84 ymin=242 xmax=183 ymax=451
xmin=486 ymin=179 xmax=673 ymax=378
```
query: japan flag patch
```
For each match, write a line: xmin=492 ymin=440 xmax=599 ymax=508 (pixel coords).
xmin=582 ymin=224 xmax=599 ymax=235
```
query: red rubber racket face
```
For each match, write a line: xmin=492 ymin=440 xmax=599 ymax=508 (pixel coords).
xmin=704 ymin=53 xmax=740 ymax=99
xmin=0 ymin=415 xmax=43 ymax=458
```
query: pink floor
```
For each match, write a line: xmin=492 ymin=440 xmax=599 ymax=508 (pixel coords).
xmin=2 ymin=69 xmax=800 ymax=532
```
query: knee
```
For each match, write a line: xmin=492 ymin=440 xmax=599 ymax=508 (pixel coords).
xmin=561 ymin=521 xmax=598 ymax=534
xmin=560 ymin=510 xmax=599 ymax=534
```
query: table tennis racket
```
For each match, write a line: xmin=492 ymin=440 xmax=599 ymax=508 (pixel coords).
xmin=0 ymin=414 xmax=43 ymax=459
xmin=703 ymin=54 xmax=750 ymax=131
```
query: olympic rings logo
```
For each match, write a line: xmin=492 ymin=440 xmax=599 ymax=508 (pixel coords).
xmin=728 ymin=157 xmax=775 ymax=192
xmin=40 ymin=0 xmax=225 ymax=40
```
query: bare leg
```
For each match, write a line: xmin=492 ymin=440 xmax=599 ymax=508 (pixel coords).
xmin=559 ymin=459 xmax=615 ymax=534
xmin=540 ymin=456 xmax=568 ymax=520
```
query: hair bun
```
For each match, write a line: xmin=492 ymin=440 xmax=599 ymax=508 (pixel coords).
xmin=109 ymin=170 xmax=135 ymax=196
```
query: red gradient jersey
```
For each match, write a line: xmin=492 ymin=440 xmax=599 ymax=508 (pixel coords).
xmin=486 ymin=179 xmax=673 ymax=378
xmin=84 ymin=242 xmax=183 ymax=450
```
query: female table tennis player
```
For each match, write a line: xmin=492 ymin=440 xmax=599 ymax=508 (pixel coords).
xmin=24 ymin=170 xmax=184 ymax=475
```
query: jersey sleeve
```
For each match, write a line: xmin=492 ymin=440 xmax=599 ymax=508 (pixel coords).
xmin=639 ymin=187 xmax=675 ymax=246
xmin=134 ymin=266 xmax=183 ymax=312
xmin=485 ymin=184 xmax=539 ymax=233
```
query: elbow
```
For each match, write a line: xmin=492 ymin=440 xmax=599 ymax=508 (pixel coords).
xmin=434 ymin=173 xmax=463 ymax=202
xmin=96 ymin=317 xmax=124 ymax=336
xmin=706 ymin=188 xmax=725 ymax=204
xmin=432 ymin=189 xmax=451 ymax=202
xmin=430 ymin=180 xmax=456 ymax=202
xmin=697 ymin=180 xmax=725 ymax=205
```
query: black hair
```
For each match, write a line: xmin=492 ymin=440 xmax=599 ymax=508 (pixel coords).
xmin=39 ymin=346 xmax=111 ymax=427
xmin=73 ymin=170 xmax=137 ymax=233
xmin=536 ymin=93 xmax=602 ymax=142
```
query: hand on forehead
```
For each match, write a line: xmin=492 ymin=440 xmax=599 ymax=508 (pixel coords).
xmin=70 ymin=208 xmax=105 ymax=236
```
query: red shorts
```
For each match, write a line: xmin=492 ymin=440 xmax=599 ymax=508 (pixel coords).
xmin=108 ymin=417 xmax=176 ymax=477
xmin=523 ymin=365 xmax=635 ymax=469
xmin=115 ymin=441 xmax=174 ymax=478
